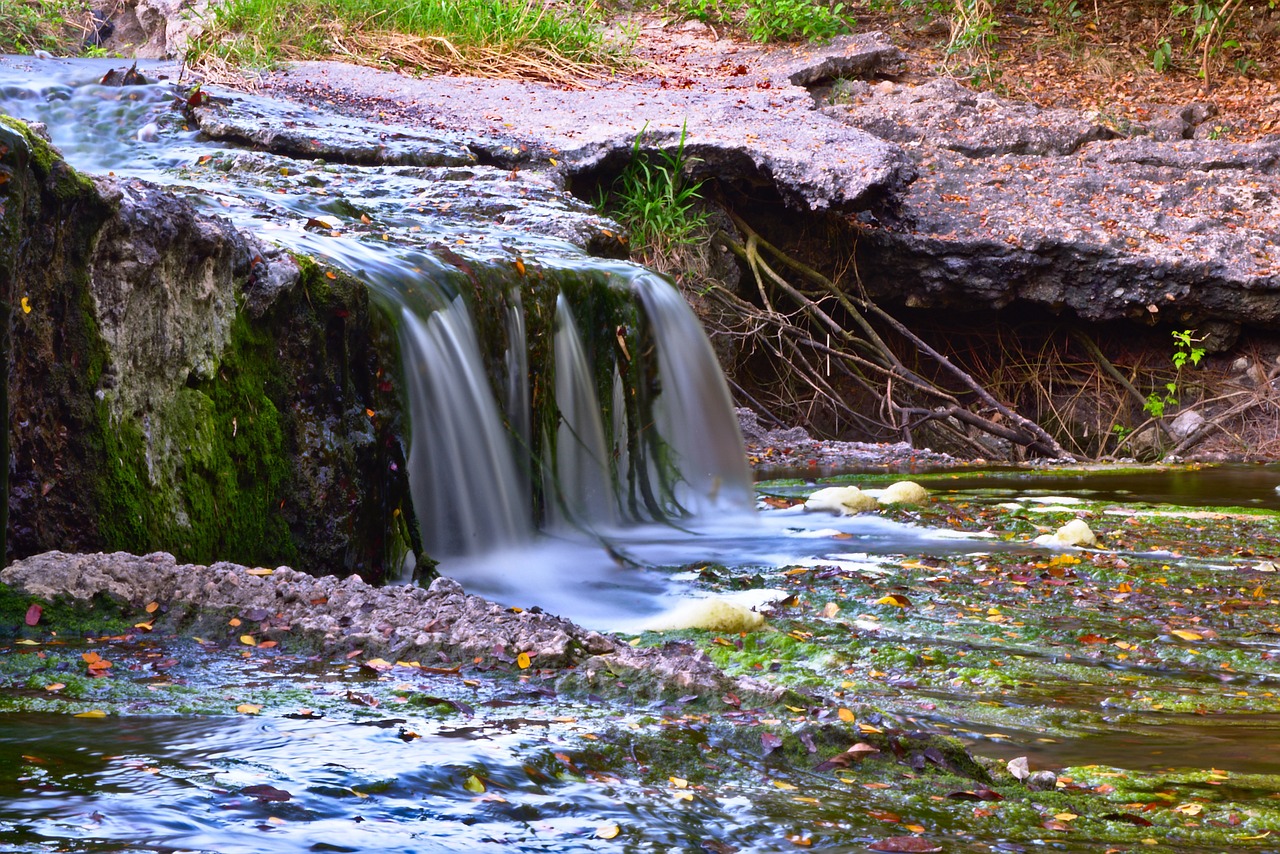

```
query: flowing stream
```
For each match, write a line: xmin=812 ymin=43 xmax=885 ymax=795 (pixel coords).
xmin=6 ymin=57 xmax=1280 ymax=853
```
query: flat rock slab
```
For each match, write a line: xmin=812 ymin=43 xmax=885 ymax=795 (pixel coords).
xmin=1 ymin=551 xmax=782 ymax=702
xmin=254 ymin=33 xmax=913 ymax=212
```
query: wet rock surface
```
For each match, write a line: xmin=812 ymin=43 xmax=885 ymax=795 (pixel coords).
xmin=237 ymin=29 xmax=1279 ymax=331
xmin=253 ymin=33 xmax=914 ymax=213
xmin=818 ymin=77 xmax=1279 ymax=330
xmin=0 ymin=551 xmax=779 ymax=701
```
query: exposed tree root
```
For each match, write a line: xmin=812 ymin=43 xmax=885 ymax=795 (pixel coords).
xmin=711 ymin=215 xmax=1076 ymax=460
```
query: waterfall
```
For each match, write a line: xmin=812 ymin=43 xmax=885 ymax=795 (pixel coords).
xmin=400 ymin=298 xmax=531 ymax=555
xmin=390 ymin=262 xmax=753 ymax=557
xmin=550 ymin=294 xmax=617 ymax=532
xmin=0 ymin=63 xmax=754 ymax=569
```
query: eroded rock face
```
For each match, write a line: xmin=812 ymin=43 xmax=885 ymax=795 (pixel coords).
xmin=0 ymin=118 xmax=412 ymax=576
xmin=820 ymin=78 xmax=1280 ymax=331
xmin=104 ymin=0 xmax=209 ymax=59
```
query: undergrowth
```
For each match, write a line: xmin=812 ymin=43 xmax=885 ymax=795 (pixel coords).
xmin=598 ymin=122 xmax=710 ymax=262
xmin=188 ymin=0 xmax=627 ymax=82
xmin=0 ymin=0 xmax=91 ymax=55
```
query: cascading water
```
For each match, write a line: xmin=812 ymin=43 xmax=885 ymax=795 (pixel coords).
xmin=0 ymin=59 xmax=754 ymax=616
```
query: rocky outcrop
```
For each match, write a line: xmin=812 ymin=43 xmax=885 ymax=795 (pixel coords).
xmin=0 ymin=550 xmax=776 ymax=700
xmin=822 ymin=79 xmax=1280 ymax=335
xmin=0 ymin=117 xmax=414 ymax=576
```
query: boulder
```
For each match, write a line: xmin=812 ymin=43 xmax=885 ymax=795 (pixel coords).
xmin=878 ymin=480 xmax=929 ymax=506
xmin=805 ymin=485 xmax=880 ymax=514
xmin=1034 ymin=518 xmax=1099 ymax=547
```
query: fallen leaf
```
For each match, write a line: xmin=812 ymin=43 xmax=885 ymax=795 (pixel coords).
xmin=242 ymin=784 xmax=291 ymax=802
xmin=24 ymin=604 xmax=41 ymax=626
xmin=239 ymin=635 xmax=257 ymax=646
xmin=145 ymin=602 xmax=159 ymax=614
xmin=1008 ymin=756 xmax=1030 ymax=780
xmin=236 ymin=703 xmax=262 ymax=714
xmin=1171 ymin=629 xmax=1203 ymax=641
xmin=595 ymin=824 xmax=621 ymax=839
xmin=1102 ymin=813 xmax=1154 ymax=826
xmin=1173 ymin=803 xmax=1204 ymax=816
xmin=517 ymin=652 xmax=531 ymax=669
xmin=837 ymin=707 xmax=855 ymax=722
xmin=762 ymin=732 xmax=784 ymax=755
xmin=74 ymin=710 xmax=107 ymax=718
xmin=463 ymin=775 xmax=486 ymax=793
xmin=876 ymin=594 xmax=912 ymax=608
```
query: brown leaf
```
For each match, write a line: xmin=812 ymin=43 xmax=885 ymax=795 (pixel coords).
xmin=24 ymin=604 xmax=41 ymax=626
xmin=761 ymin=733 xmax=783 ymax=755
xmin=242 ymin=784 xmax=291 ymax=802
xmin=1102 ymin=813 xmax=1153 ymax=827
xmin=868 ymin=838 xmax=943 ymax=852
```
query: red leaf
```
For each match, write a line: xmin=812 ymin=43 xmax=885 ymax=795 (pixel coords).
xmin=24 ymin=604 xmax=41 ymax=626
xmin=761 ymin=732 xmax=783 ymax=755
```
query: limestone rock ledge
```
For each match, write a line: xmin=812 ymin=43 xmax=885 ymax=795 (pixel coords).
xmin=0 ymin=550 xmax=778 ymax=702
xmin=0 ymin=117 xmax=412 ymax=576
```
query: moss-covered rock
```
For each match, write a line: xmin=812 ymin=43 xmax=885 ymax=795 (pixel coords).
xmin=0 ymin=113 xmax=416 ymax=579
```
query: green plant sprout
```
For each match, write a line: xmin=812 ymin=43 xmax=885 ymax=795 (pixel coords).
xmin=1143 ymin=329 xmax=1205 ymax=419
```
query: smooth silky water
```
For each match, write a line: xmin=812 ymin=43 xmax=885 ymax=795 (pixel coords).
xmin=5 ymin=58 xmax=1280 ymax=853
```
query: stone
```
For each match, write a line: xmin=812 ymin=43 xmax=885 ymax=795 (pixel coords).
xmin=1034 ymin=518 xmax=1098 ymax=548
xmin=806 ymin=485 xmax=880 ymax=515
xmin=877 ymin=480 xmax=929 ymax=506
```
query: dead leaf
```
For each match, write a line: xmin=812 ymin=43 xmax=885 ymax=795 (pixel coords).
xmin=242 ymin=784 xmax=291 ymax=802
xmin=24 ymin=604 xmax=41 ymax=626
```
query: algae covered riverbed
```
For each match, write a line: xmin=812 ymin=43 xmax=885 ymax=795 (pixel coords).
xmin=5 ymin=465 xmax=1280 ymax=852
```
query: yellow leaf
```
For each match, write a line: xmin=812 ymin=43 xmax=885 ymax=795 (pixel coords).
xmin=74 ymin=710 xmax=107 ymax=718
xmin=517 ymin=652 xmax=531 ymax=669
xmin=595 ymin=824 xmax=621 ymax=839
xmin=267 ymin=816 xmax=285 ymax=825
xmin=145 ymin=602 xmax=159 ymax=614
xmin=239 ymin=635 xmax=257 ymax=646
xmin=246 ymin=567 xmax=274 ymax=576
xmin=670 ymin=776 xmax=689 ymax=788
xmin=20 ymin=296 xmax=31 ymax=314
xmin=464 ymin=774 xmax=486 ymax=793
xmin=236 ymin=703 xmax=262 ymax=715
xmin=875 ymin=594 xmax=912 ymax=608
xmin=837 ymin=707 xmax=855 ymax=722
xmin=1171 ymin=630 xmax=1203 ymax=641
xmin=1173 ymin=803 xmax=1204 ymax=815
xmin=44 ymin=683 xmax=65 ymax=692
xmin=1054 ymin=812 xmax=1078 ymax=821
xmin=15 ymin=639 xmax=39 ymax=646
xmin=858 ymin=723 xmax=883 ymax=734
xmin=822 ymin=601 xmax=840 ymax=618
xmin=905 ymin=824 xmax=926 ymax=833
xmin=673 ymin=790 xmax=695 ymax=801
xmin=773 ymin=780 xmax=798 ymax=790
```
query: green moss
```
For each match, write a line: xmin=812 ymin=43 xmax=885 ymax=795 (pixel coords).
xmin=94 ymin=313 xmax=295 ymax=565
xmin=0 ymin=585 xmax=135 ymax=638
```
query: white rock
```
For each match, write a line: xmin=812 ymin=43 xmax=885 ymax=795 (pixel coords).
xmin=136 ymin=122 xmax=159 ymax=142
xmin=640 ymin=598 xmax=766 ymax=632
xmin=1034 ymin=518 xmax=1098 ymax=548
xmin=805 ymin=485 xmax=879 ymax=515
xmin=878 ymin=480 xmax=929 ymax=506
